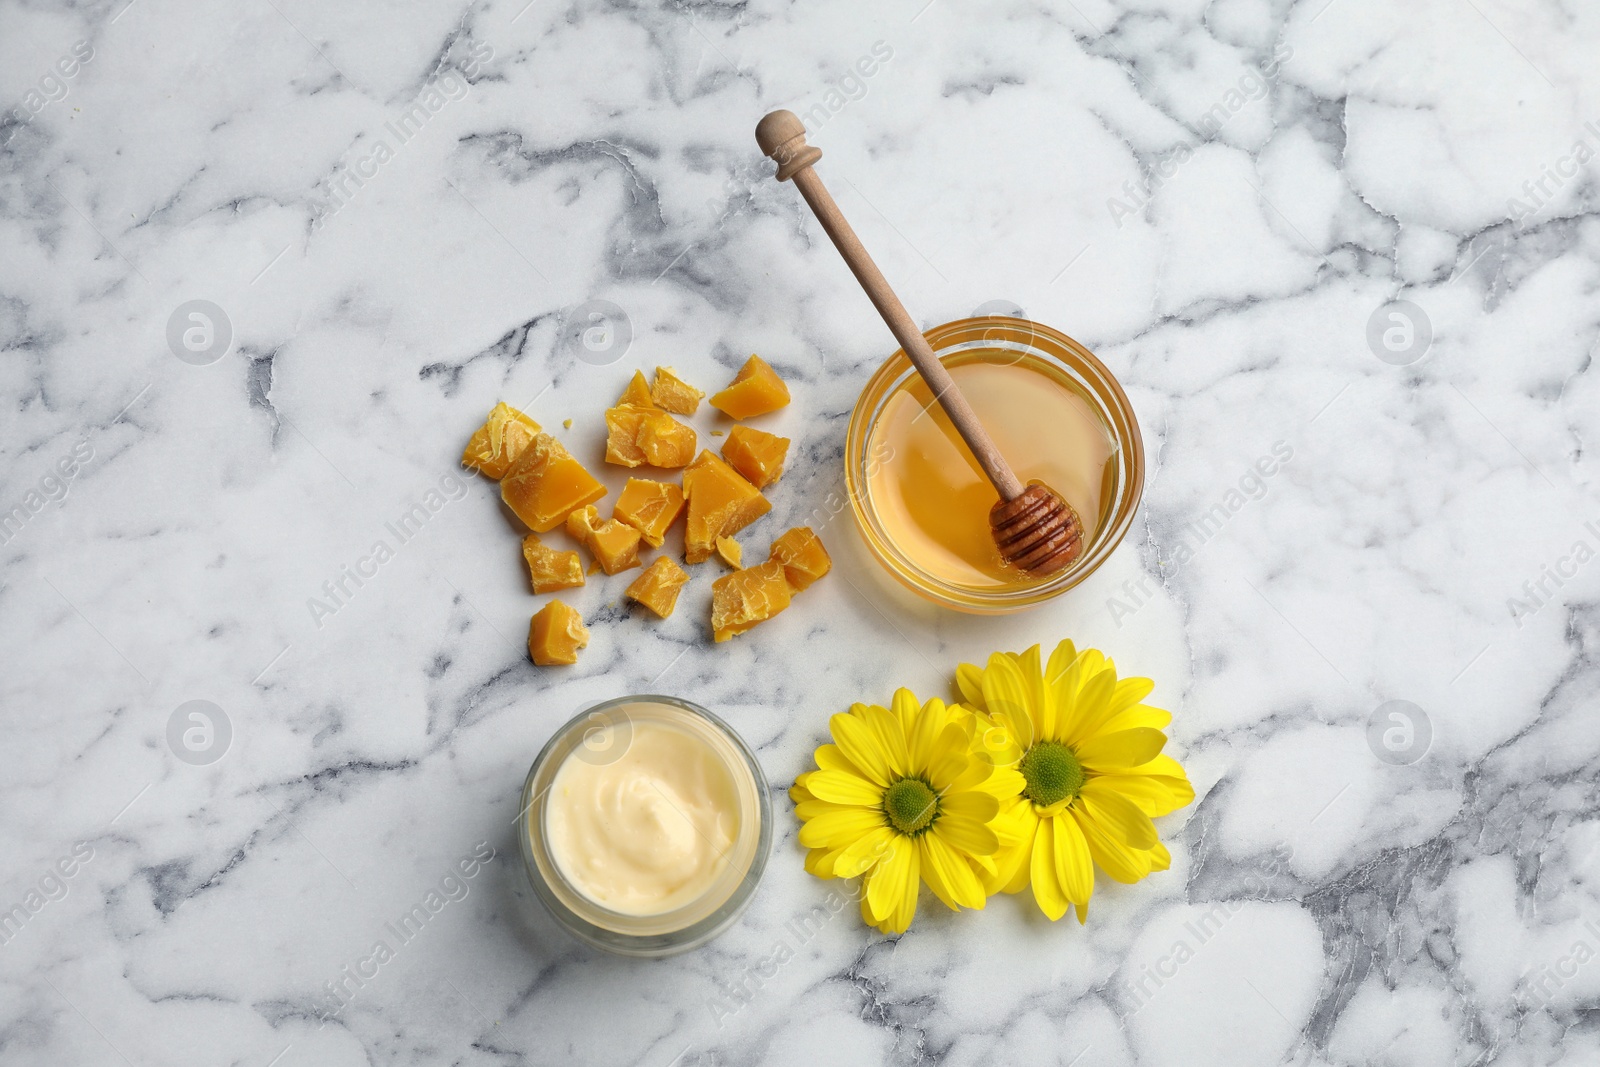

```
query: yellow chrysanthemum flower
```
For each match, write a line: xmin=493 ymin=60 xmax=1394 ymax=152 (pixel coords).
xmin=957 ymin=640 xmax=1195 ymax=923
xmin=790 ymin=689 xmax=1017 ymax=934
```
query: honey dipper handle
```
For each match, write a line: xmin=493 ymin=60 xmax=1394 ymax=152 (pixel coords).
xmin=755 ymin=110 xmax=1026 ymax=502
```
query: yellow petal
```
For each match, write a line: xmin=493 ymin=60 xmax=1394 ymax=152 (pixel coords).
xmin=795 ymin=797 xmax=859 ymax=819
xmin=926 ymin=723 xmax=974 ymax=790
xmin=830 ymin=712 xmax=892 ymax=786
xmin=1071 ymin=804 xmax=1153 ymax=883
xmin=805 ymin=846 xmax=842 ymax=878
xmin=955 ymin=662 xmax=987 ymax=709
xmin=891 ymin=687 xmax=920 ymax=736
xmin=933 ymin=814 xmax=999 ymax=856
xmin=972 ymin=713 xmax=1025 ymax=773
xmin=907 ymin=695 xmax=948 ymax=770
xmin=938 ymin=790 xmax=999 ymax=823
xmin=975 ymin=766 xmax=1027 ymax=801
xmin=864 ymin=699 xmax=911 ymax=779
xmin=1093 ymin=772 xmax=1195 ymax=817
xmin=1029 ymin=818 xmax=1069 ymax=920
xmin=1051 ymin=812 xmax=1094 ymax=906
xmin=799 ymin=806 xmax=886 ymax=849
xmin=1002 ymin=844 xmax=1034 ymax=893
xmin=894 ymin=843 xmax=921 ymax=931
xmin=1148 ymin=839 xmax=1172 ymax=872
xmin=982 ymin=844 xmax=1026 ymax=895
xmin=805 ymin=769 xmax=886 ymax=807
xmin=1078 ymin=779 xmax=1159 ymax=850
xmin=917 ymin=837 xmax=959 ymax=910
xmin=1044 ymin=638 xmax=1079 ymax=692
xmin=1108 ymin=675 xmax=1155 ymax=716
xmin=813 ymin=743 xmax=860 ymax=775
xmin=1061 ymin=666 xmax=1116 ymax=745
xmin=866 ymin=837 xmax=919 ymax=933
xmin=1100 ymin=704 xmax=1172 ymax=733
xmin=1047 ymin=649 xmax=1087 ymax=733
xmin=1074 ymin=727 xmax=1167 ymax=771
xmin=1097 ymin=753 xmax=1190 ymax=781
xmin=834 ymin=826 xmax=896 ymax=878
xmin=990 ymin=795 xmax=1037 ymax=848
xmin=980 ymin=653 xmax=1033 ymax=736
xmin=1017 ymin=644 xmax=1053 ymax=739
xmin=944 ymin=755 xmax=997 ymax=795
xmin=920 ymin=832 xmax=985 ymax=910
xmin=986 ymin=801 xmax=1038 ymax=893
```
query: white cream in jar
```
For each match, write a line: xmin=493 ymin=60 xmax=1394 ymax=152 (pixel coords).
xmin=522 ymin=697 xmax=770 ymax=955
xmin=545 ymin=719 xmax=742 ymax=915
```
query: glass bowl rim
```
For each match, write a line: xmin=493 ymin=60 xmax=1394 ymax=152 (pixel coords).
xmin=843 ymin=315 xmax=1145 ymax=614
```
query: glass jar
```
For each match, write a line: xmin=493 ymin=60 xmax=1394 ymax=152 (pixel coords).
xmin=845 ymin=316 xmax=1145 ymax=614
xmin=518 ymin=695 xmax=771 ymax=957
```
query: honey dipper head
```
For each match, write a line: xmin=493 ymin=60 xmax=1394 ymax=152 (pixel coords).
xmin=990 ymin=482 xmax=1084 ymax=577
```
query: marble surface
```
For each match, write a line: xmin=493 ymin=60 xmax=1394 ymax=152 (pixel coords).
xmin=4 ymin=0 xmax=1600 ymax=1063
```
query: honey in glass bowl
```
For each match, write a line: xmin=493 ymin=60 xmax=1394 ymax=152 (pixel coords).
xmin=845 ymin=317 xmax=1144 ymax=614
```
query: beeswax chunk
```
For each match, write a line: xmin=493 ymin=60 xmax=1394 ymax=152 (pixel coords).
xmin=614 ymin=478 xmax=685 ymax=548
xmin=651 ymin=367 xmax=704 ymax=415
xmin=709 ymin=355 xmax=790 ymax=419
xmin=721 ymin=425 xmax=789 ymax=489
xmin=626 ymin=557 xmax=690 ymax=619
xmin=619 ymin=370 xmax=655 ymax=408
xmin=711 ymin=559 xmax=792 ymax=641
xmin=462 ymin=402 xmax=542 ymax=479
xmin=522 ymin=534 xmax=585 ymax=593
xmin=769 ymin=527 xmax=832 ymax=591
xmin=606 ymin=405 xmax=696 ymax=468
xmin=638 ymin=411 xmax=697 ymax=467
xmin=715 ymin=536 xmax=742 ymax=569
xmin=565 ymin=505 xmax=643 ymax=575
xmin=529 ymin=600 xmax=588 ymax=665
xmin=604 ymin=404 xmax=652 ymax=467
xmin=501 ymin=433 xmax=607 ymax=532
xmin=682 ymin=451 xmax=770 ymax=564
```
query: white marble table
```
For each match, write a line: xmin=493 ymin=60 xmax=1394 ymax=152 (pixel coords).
xmin=4 ymin=0 xmax=1598 ymax=1063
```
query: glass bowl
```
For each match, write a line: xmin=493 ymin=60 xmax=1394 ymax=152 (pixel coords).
xmin=844 ymin=316 xmax=1144 ymax=614
xmin=518 ymin=695 xmax=772 ymax=957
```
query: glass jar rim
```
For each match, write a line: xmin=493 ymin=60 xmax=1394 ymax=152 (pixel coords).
xmin=517 ymin=694 xmax=772 ymax=956
xmin=844 ymin=316 xmax=1145 ymax=614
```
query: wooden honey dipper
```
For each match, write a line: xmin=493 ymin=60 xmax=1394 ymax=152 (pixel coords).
xmin=756 ymin=110 xmax=1083 ymax=577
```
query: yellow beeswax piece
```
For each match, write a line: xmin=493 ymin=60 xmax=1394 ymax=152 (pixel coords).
xmin=606 ymin=400 xmax=696 ymax=468
xmin=720 ymin=425 xmax=789 ymax=489
xmin=638 ymin=411 xmax=697 ymax=467
xmin=501 ymin=433 xmax=607 ymax=532
xmin=613 ymin=478 xmax=685 ymax=548
xmin=650 ymin=367 xmax=704 ymax=415
xmin=715 ymin=536 xmax=742 ymax=569
xmin=682 ymin=451 xmax=770 ymax=564
xmin=710 ymin=559 xmax=791 ymax=641
xmin=529 ymin=600 xmax=588 ymax=665
xmin=462 ymin=402 xmax=542 ymax=479
xmin=625 ymin=556 xmax=690 ymax=619
xmin=769 ymin=527 xmax=832 ymax=591
xmin=521 ymin=534 xmax=585 ymax=594
xmin=709 ymin=355 xmax=790 ymax=419
xmin=604 ymin=404 xmax=651 ymax=467
xmin=565 ymin=505 xmax=643 ymax=575
xmin=619 ymin=370 xmax=655 ymax=407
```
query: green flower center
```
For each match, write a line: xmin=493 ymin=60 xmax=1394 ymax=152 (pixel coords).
xmin=1020 ymin=740 xmax=1085 ymax=807
xmin=883 ymin=776 xmax=939 ymax=836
